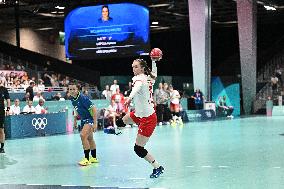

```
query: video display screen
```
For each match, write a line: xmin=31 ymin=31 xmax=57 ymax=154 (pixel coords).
xmin=65 ymin=3 xmax=150 ymax=59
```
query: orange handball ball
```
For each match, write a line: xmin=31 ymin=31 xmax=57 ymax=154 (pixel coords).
xmin=150 ymin=48 xmax=163 ymax=61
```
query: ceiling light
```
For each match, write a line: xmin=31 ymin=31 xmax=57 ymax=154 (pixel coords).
xmin=55 ymin=6 xmax=65 ymax=10
xmin=264 ymin=5 xmax=276 ymax=10
xmin=35 ymin=27 xmax=54 ymax=31
xmin=152 ymin=22 xmax=159 ymax=25
xmin=148 ymin=3 xmax=171 ymax=8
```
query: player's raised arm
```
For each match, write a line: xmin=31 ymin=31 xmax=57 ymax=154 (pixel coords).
xmin=149 ymin=48 xmax=163 ymax=79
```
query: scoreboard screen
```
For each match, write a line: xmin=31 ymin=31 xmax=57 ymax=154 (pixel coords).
xmin=65 ymin=3 xmax=150 ymax=59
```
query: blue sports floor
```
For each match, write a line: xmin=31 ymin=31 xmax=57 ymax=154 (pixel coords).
xmin=1 ymin=116 xmax=284 ymax=189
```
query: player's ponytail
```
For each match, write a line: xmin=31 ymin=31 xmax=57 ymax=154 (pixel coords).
xmin=135 ymin=59 xmax=156 ymax=79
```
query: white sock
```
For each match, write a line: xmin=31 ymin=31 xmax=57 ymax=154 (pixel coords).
xmin=151 ymin=160 xmax=160 ymax=169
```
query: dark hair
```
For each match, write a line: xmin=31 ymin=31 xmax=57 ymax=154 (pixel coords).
xmin=68 ymin=82 xmax=81 ymax=91
xmin=135 ymin=59 xmax=156 ymax=79
xmin=102 ymin=5 xmax=109 ymax=10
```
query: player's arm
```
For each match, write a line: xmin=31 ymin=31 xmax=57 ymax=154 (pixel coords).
xmin=176 ymin=91 xmax=181 ymax=99
xmin=89 ymin=105 xmax=97 ymax=131
xmin=83 ymin=96 xmax=98 ymax=131
xmin=4 ymin=88 xmax=11 ymax=115
xmin=153 ymin=89 xmax=158 ymax=105
xmin=125 ymin=80 xmax=143 ymax=106
xmin=73 ymin=109 xmax=78 ymax=129
xmin=151 ymin=60 xmax=157 ymax=79
xmin=128 ymin=80 xmax=142 ymax=100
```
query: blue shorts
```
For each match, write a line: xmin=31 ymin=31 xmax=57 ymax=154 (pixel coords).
xmin=81 ymin=118 xmax=94 ymax=126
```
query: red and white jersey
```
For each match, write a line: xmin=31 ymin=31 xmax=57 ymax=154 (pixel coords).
xmin=170 ymin=90 xmax=180 ymax=104
xmin=129 ymin=61 xmax=157 ymax=118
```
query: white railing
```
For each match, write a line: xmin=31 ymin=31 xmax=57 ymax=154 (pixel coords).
xmin=7 ymin=87 xmax=68 ymax=93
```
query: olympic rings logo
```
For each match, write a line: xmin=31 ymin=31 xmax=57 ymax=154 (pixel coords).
xmin=32 ymin=118 xmax=48 ymax=130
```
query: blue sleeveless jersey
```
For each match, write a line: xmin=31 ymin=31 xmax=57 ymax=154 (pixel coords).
xmin=71 ymin=92 xmax=94 ymax=124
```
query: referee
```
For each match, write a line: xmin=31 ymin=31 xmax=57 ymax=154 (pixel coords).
xmin=0 ymin=81 xmax=10 ymax=153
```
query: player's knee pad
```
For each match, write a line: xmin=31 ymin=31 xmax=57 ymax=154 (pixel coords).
xmin=134 ymin=144 xmax=148 ymax=158
xmin=116 ymin=117 xmax=126 ymax=127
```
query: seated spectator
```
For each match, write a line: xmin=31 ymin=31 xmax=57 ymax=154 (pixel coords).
xmin=191 ymin=89 xmax=205 ymax=110
xmin=102 ymin=85 xmax=112 ymax=101
xmin=22 ymin=92 xmax=30 ymax=102
xmin=22 ymin=100 xmax=36 ymax=114
xmin=35 ymin=99 xmax=48 ymax=114
xmin=36 ymin=79 xmax=45 ymax=92
xmin=104 ymin=100 xmax=125 ymax=134
xmin=9 ymin=99 xmax=21 ymax=115
xmin=21 ymin=72 xmax=28 ymax=82
xmin=111 ymin=88 xmax=125 ymax=106
xmin=42 ymin=73 xmax=51 ymax=86
xmin=20 ymin=80 xmax=29 ymax=89
xmin=33 ymin=92 xmax=45 ymax=102
xmin=52 ymin=92 xmax=65 ymax=101
xmin=216 ymin=95 xmax=234 ymax=118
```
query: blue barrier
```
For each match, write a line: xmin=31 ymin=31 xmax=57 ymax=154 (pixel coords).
xmin=186 ymin=110 xmax=216 ymax=122
xmin=4 ymin=112 xmax=67 ymax=139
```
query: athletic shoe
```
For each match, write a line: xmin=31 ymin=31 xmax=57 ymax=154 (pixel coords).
xmin=78 ymin=158 xmax=90 ymax=166
xmin=158 ymin=122 xmax=163 ymax=126
xmin=170 ymin=120 xmax=176 ymax=126
xmin=89 ymin=157 xmax=99 ymax=163
xmin=178 ymin=119 xmax=183 ymax=125
xmin=0 ymin=148 xmax=5 ymax=153
xmin=150 ymin=166 xmax=165 ymax=178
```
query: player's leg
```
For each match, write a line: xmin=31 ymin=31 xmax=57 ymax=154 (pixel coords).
xmin=87 ymin=130 xmax=99 ymax=163
xmin=78 ymin=123 xmax=93 ymax=166
xmin=170 ymin=103 xmax=177 ymax=125
xmin=135 ymin=134 xmax=164 ymax=178
xmin=0 ymin=114 xmax=5 ymax=153
xmin=175 ymin=104 xmax=183 ymax=125
xmin=134 ymin=113 xmax=164 ymax=178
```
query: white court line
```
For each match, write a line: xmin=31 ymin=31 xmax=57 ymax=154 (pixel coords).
xmin=202 ymin=166 xmax=212 ymax=168
xmin=128 ymin=177 xmax=146 ymax=180
xmin=61 ymin=185 xmax=77 ymax=186
xmin=26 ymin=184 xmax=44 ymax=185
xmin=186 ymin=165 xmax=194 ymax=167
xmin=218 ymin=166 xmax=229 ymax=168
xmin=91 ymin=186 xmax=107 ymax=188
xmin=273 ymin=167 xmax=281 ymax=169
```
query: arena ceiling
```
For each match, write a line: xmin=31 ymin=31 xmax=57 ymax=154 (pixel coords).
xmin=0 ymin=0 xmax=284 ymax=32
